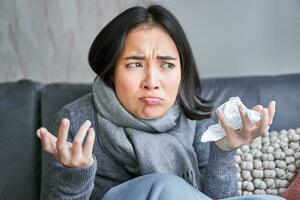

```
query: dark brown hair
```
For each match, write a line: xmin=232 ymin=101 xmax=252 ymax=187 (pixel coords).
xmin=88 ymin=5 xmax=212 ymax=120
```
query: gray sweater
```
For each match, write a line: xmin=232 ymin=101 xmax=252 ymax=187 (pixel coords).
xmin=40 ymin=94 xmax=238 ymax=200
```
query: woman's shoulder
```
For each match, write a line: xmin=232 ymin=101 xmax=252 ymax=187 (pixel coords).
xmin=60 ymin=93 xmax=97 ymax=125
xmin=61 ymin=93 xmax=95 ymax=116
xmin=49 ymin=93 xmax=96 ymax=135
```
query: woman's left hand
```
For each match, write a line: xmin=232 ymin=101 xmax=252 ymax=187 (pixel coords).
xmin=215 ymin=100 xmax=276 ymax=151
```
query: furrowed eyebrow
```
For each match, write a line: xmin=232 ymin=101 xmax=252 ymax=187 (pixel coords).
xmin=124 ymin=55 xmax=145 ymax=60
xmin=124 ymin=55 xmax=177 ymax=60
xmin=156 ymin=56 xmax=177 ymax=60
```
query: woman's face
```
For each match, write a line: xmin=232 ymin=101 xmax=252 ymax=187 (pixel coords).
xmin=114 ymin=25 xmax=181 ymax=119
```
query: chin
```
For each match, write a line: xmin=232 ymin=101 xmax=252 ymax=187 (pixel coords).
xmin=133 ymin=105 xmax=170 ymax=119
xmin=137 ymin=112 xmax=165 ymax=120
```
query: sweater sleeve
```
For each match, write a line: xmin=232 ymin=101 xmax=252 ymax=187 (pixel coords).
xmin=193 ymin=119 xmax=239 ymax=199
xmin=40 ymin=108 xmax=97 ymax=200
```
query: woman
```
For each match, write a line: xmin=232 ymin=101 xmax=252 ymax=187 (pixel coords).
xmin=36 ymin=5 xmax=283 ymax=200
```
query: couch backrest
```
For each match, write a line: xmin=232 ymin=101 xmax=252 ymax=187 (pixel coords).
xmin=40 ymin=83 xmax=91 ymax=128
xmin=0 ymin=80 xmax=41 ymax=200
xmin=201 ymin=74 xmax=300 ymax=131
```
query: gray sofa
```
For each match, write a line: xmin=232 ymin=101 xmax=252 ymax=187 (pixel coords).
xmin=0 ymin=74 xmax=299 ymax=199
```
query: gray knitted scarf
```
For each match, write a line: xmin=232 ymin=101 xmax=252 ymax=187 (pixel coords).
xmin=92 ymin=76 xmax=201 ymax=188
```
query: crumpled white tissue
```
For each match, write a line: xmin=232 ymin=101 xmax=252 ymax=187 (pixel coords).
xmin=201 ymin=97 xmax=261 ymax=142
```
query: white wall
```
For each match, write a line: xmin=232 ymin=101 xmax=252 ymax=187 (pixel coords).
xmin=162 ymin=0 xmax=300 ymax=78
xmin=0 ymin=0 xmax=299 ymax=83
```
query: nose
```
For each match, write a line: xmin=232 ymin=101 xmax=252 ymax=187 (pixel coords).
xmin=142 ymin=68 xmax=160 ymax=90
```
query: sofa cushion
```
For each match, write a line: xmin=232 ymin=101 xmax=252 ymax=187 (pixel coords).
xmin=257 ymin=74 xmax=300 ymax=130
xmin=40 ymin=83 xmax=91 ymax=128
xmin=0 ymin=80 xmax=41 ymax=200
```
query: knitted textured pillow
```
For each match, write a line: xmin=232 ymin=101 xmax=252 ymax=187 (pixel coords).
xmin=235 ymin=128 xmax=300 ymax=196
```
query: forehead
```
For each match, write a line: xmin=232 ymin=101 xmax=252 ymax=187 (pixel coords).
xmin=122 ymin=25 xmax=179 ymax=55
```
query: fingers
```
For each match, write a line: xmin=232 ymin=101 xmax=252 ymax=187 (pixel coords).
xmin=216 ymin=109 xmax=233 ymax=134
xmin=258 ymin=108 xmax=269 ymax=134
xmin=37 ymin=127 xmax=57 ymax=154
xmin=215 ymin=101 xmax=275 ymax=149
xmin=238 ymin=105 xmax=252 ymax=132
xmin=216 ymin=109 xmax=243 ymax=148
xmin=83 ymin=128 xmax=95 ymax=165
xmin=72 ymin=120 xmax=92 ymax=158
xmin=56 ymin=118 xmax=70 ymax=156
xmin=268 ymin=101 xmax=276 ymax=124
xmin=37 ymin=119 xmax=95 ymax=168
xmin=251 ymin=105 xmax=263 ymax=113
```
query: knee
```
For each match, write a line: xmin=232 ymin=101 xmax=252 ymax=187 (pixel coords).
xmin=145 ymin=173 xmax=186 ymax=185
xmin=103 ymin=173 xmax=208 ymax=200
xmin=147 ymin=173 xmax=194 ymax=192
xmin=146 ymin=173 xmax=208 ymax=200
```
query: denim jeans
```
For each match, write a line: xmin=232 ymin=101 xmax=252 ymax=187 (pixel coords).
xmin=102 ymin=173 xmax=285 ymax=200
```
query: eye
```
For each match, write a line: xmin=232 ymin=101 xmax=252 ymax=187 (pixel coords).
xmin=161 ymin=62 xmax=175 ymax=69
xmin=126 ymin=62 xmax=142 ymax=68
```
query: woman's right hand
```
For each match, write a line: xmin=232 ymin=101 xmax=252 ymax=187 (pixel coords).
xmin=36 ymin=118 xmax=95 ymax=168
